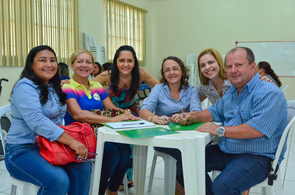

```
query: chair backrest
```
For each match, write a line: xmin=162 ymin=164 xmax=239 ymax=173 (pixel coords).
xmin=270 ymin=101 xmax=295 ymax=174
xmin=280 ymin=85 xmax=288 ymax=96
xmin=287 ymin=100 xmax=295 ymax=122
xmin=186 ymin=53 xmax=198 ymax=65
xmin=0 ymin=104 xmax=12 ymax=153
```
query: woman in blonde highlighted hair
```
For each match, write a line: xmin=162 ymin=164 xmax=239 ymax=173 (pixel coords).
xmin=197 ymin=48 xmax=231 ymax=104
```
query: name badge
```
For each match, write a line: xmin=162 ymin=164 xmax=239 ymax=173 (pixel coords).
xmin=93 ymin=93 xmax=101 ymax=101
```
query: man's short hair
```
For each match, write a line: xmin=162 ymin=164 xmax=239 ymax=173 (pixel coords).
xmin=225 ymin=47 xmax=255 ymax=64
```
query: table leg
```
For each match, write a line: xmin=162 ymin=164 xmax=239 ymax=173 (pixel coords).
xmin=195 ymin=135 xmax=207 ymax=195
xmin=133 ymin=145 xmax=148 ymax=195
xmin=90 ymin=131 xmax=105 ymax=195
xmin=181 ymin=137 xmax=199 ymax=195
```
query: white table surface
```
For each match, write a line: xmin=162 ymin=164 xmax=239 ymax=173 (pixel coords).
xmin=90 ymin=124 xmax=215 ymax=195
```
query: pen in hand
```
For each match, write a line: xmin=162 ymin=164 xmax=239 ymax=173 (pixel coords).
xmin=122 ymin=122 xmax=145 ymax=126
xmin=181 ymin=106 xmax=186 ymax=125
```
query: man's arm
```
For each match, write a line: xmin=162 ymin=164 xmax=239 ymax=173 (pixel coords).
xmin=182 ymin=109 xmax=214 ymax=124
xmin=196 ymin=122 xmax=264 ymax=138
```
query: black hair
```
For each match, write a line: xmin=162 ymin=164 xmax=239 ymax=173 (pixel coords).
xmin=258 ymin=61 xmax=282 ymax=87
xmin=94 ymin=62 xmax=103 ymax=74
xmin=15 ymin=45 xmax=66 ymax=105
xmin=58 ymin=62 xmax=69 ymax=77
xmin=111 ymin=45 xmax=139 ymax=99
xmin=103 ymin=62 xmax=113 ymax=71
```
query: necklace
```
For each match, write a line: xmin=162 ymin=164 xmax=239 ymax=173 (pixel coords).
xmin=123 ymin=83 xmax=127 ymax=88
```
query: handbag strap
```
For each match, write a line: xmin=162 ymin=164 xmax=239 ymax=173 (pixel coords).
xmin=62 ymin=129 xmax=89 ymax=162
xmin=58 ymin=122 xmax=84 ymax=133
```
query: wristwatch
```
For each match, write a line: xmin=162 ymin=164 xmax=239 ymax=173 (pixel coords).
xmin=216 ymin=126 xmax=225 ymax=137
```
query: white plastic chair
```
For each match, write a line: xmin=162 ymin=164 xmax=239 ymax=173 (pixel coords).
xmin=186 ymin=53 xmax=198 ymax=87
xmin=0 ymin=104 xmax=12 ymax=156
xmin=10 ymin=176 xmax=40 ymax=195
xmin=212 ymin=101 xmax=295 ymax=195
xmin=148 ymin=150 xmax=177 ymax=195
xmin=280 ymin=85 xmax=288 ymax=96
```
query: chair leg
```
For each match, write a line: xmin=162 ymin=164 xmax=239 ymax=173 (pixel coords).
xmin=123 ymin=174 xmax=128 ymax=195
xmin=147 ymin=153 xmax=158 ymax=192
xmin=261 ymin=186 xmax=272 ymax=195
xmin=163 ymin=156 xmax=176 ymax=195
xmin=11 ymin=184 xmax=17 ymax=195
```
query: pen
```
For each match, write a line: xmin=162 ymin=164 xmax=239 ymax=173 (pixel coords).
xmin=238 ymin=111 xmax=244 ymax=123
xmin=181 ymin=106 xmax=186 ymax=125
xmin=122 ymin=122 xmax=145 ymax=126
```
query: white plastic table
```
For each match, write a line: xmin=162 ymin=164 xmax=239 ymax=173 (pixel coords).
xmin=90 ymin=125 xmax=215 ymax=195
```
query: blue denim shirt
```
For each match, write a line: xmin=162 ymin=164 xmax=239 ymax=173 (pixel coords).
xmin=140 ymin=83 xmax=202 ymax=117
xmin=208 ymin=73 xmax=287 ymax=161
xmin=6 ymin=78 xmax=66 ymax=144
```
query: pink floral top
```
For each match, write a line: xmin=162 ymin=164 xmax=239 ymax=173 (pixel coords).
xmin=197 ymin=80 xmax=232 ymax=104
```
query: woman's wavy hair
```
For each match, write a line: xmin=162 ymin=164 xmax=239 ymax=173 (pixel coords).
xmin=111 ymin=45 xmax=140 ymax=98
xmin=197 ymin=48 xmax=227 ymax=85
xmin=160 ymin=56 xmax=189 ymax=90
xmin=16 ymin=45 xmax=66 ymax=105
xmin=257 ymin=61 xmax=282 ymax=87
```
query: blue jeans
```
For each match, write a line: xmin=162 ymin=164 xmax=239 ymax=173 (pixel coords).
xmin=154 ymin=147 xmax=184 ymax=187
xmin=206 ymin=144 xmax=272 ymax=195
xmin=5 ymin=143 xmax=92 ymax=195
xmin=99 ymin=142 xmax=132 ymax=195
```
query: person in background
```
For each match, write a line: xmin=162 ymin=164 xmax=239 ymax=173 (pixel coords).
xmin=182 ymin=47 xmax=287 ymax=195
xmin=62 ymin=49 xmax=138 ymax=195
xmin=5 ymin=45 xmax=92 ymax=195
xmin=256 ymin=61 xmax=282 ymax=87
xmin=140 ymin=56 xmax=202 ymax=195
xmin=102 ymin=62 xmax=113 ymax=71
xmin=89 ymin=61 xmax=103 ymax=79
xmin=58 ymin=62 xmax=70 ymax=80
xmin=93 ymin=45 xmax=159 ymax=189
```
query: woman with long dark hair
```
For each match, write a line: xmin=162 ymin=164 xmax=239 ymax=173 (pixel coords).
xmin=5 ymin=45 xmax=92 ymax=195
xmin=256 ymin=61 xmax=282 ymax=87
xmin=93 ymin=45 xmax=158 ymax=116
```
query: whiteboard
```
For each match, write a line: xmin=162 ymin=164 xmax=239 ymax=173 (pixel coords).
xmin=236 ymin=41 xmax=295 ymax=77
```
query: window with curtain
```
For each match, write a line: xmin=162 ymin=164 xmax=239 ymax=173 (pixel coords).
xmin=106 ymin=0 xmax=147 ymax=67
xmin=0 ymin=0 xmax=78 ymax=67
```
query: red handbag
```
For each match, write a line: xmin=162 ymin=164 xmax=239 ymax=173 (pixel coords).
xmin=37 ymin=122 xmax=97 ymax=165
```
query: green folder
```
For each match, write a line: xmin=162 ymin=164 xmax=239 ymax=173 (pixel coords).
xmin=168 ymin=122 xmax=205 ymax=131
xmin=116 ymin=127 xmax=179 ymax=139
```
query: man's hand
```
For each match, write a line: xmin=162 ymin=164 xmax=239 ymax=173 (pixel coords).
xmin=196 ymin=122 xmax=219 ymax=135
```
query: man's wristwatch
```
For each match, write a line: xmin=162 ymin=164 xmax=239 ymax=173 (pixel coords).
xmin=216 ymin=126 xmax=225 ymax=137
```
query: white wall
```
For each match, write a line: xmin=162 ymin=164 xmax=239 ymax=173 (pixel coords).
xmin=1 ymin=0 xmax=295 ymax=106
xmin=147 ymin=0 xmax=295 ymax=99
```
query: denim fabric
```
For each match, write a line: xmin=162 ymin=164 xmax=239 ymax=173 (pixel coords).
xmin=205 ymin=144 xmax=272 ymax=195
xmin=99 ymin=142 xmax=132 ymax=195
xmin=5 ymin=143 xmax=92 ymax=195
xmin=154 ymin=147 xmax=184 ymax=187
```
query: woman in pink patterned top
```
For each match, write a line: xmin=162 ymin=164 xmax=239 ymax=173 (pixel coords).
xmin=197 ymin=48 xmax=231 ymax=104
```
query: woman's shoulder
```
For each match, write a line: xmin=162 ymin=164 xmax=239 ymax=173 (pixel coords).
xmin=15 ymin=78 xmax=37 ymax=89
xmin=93 ymin=70 xmax=111 ymax=83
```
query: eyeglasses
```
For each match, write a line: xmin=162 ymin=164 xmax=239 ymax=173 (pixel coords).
xmin=163 ymin=67 xmax=181 ymax=73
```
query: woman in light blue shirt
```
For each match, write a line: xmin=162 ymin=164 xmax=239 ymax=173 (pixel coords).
xmin=140 ymin=56 xmax=202 ymax=195
xmin=5 ymin=45 xmax=92 ymax=195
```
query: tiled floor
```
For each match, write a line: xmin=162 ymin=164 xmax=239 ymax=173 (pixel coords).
xmin=1 ymin=124 xmax=295 ymax=195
